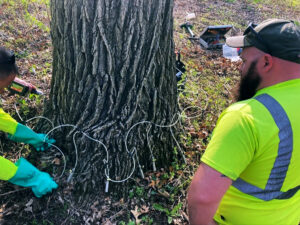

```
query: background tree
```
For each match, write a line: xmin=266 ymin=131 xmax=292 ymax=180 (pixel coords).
xmin=47 ymin=0 xmax=178 ymax=204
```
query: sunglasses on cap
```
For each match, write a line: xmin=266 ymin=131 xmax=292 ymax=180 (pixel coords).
xmin=243 ymin=22 xmax=272 ymax=54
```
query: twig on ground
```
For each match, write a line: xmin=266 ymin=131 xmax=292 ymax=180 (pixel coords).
xmin=0 ymin=187 xmax=28 ymax=197
xmin=103 ymin=206 xmax=127 ymax=224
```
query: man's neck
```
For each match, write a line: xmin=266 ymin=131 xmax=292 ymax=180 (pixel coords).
xmin=259 ymin=60 xmax=300 ymax=89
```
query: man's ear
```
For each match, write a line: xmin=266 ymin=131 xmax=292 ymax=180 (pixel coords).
xmin=262 ymin=54 xmax=273 ymax=72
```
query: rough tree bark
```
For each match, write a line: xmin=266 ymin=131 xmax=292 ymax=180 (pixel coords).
xmin=47 ymin=0 xmax=178 ymax=204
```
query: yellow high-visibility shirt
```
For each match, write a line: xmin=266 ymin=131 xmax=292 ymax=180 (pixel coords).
xmin=0 ymin=108 xmax=19 ymax=180
xmin=0 ymin=157 xmax=17 ymax=180
xmin=201 ymin=79 xmax=300 ymax=225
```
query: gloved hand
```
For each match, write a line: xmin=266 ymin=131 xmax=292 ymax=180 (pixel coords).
xmin=7 ymin=123 xmax=55 ymax=151
xmin=8 ymin=157 xmax=58 ymax=198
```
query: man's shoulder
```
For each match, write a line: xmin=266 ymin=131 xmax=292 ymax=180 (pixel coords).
xmin=225 ymin=98 xmax=259 ymax=114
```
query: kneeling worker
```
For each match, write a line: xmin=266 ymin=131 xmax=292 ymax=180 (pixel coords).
xmin=0 ymin=46 xmax=57 ymax=198
xmin=188 ymin=19 xmax=300 ymax=224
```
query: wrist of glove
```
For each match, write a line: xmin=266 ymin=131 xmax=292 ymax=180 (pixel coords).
xmin=7 ymin=123 xmax=55 ymax=151
xmin=8 ymin=158 xmax=58 ymax=198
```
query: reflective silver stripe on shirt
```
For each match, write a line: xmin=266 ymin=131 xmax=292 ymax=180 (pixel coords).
xmin=232 ymin=94 xmax=295 ymax=201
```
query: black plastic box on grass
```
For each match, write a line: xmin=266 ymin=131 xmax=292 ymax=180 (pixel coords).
xmin=199 ymin=25 xmax=233 ymax=50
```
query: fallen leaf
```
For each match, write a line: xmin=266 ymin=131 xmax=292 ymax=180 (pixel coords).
xmin=25 ymin=199 xmax=33 ymax=207
xmin=24 ymin=206 xmax=32 ymax=213
xmin=149 ymin=179 xmax=156 ymax=188
xmin=158 ymin=190 xmax=170 ymax=198
xmin=52 ymin=158 xmax=60 ymax=165
xmin=198 ymin=130 xmax=208 ymax=138
xmin=131 ymin=206 xmax=142 ymax=224
xmin=140 ymin=205 xmax=149 ymax=214
xmin=190 ymin=131 xmax=198 ymax=138
xmin=58 ymin=196 xmax=64 ymax=204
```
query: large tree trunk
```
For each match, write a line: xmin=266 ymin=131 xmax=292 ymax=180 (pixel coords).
xmin=47 ymin=0 xmax=178 ymax=204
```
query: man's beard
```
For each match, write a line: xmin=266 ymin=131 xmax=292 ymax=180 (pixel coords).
xmin=234 ymin=60 xmax=262 ymax=102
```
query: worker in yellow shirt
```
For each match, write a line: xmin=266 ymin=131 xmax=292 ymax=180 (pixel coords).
xmin=0 ymin=46 xmax=57 ymax=198
xmin=188 ymin=19 xmax=300 ymax=224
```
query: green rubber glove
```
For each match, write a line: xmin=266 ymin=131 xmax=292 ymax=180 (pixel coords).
xmin=8 ymin=123 xmax=55 ymax=151
xmin=8 ymin=157 xmax=58 ymax=198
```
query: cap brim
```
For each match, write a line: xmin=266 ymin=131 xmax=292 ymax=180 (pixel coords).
xmin=226 ymin=36 xmax=251 ymax=48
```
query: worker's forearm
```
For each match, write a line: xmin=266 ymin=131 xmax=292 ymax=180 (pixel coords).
xmin=188 ymin=199 xmax=219 ymax=225
xmin=187 ymin=168 xmax=219 ymax=225
xmin=187 ymin=163 xmax=232 ymax=225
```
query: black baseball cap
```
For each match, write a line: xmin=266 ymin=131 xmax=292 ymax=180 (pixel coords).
xmin=226 ymin=19 xmax=300 ymax=64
